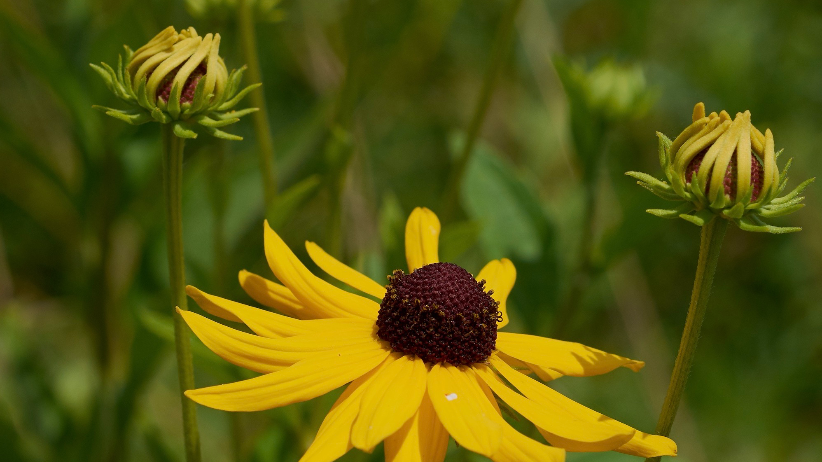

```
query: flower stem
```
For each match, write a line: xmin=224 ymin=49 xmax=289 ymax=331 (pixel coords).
xmin=441 ymin=0 xmax=523 ymax=220
xmin=646 ymin=216 xmax=728 ymax=461
xmin=238 ymin=0 xmax=278 ymax=211
xmin=161 ymin=125 xmax=201 ymax=462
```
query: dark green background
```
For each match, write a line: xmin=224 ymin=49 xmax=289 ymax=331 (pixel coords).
xmin=1 ymin=0 xmax=820 ymax=461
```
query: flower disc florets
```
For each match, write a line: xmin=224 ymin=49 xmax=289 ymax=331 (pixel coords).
xmin=376 ymin=263 xmax=501 ymax=366
xmin=627 ymin=102 xmax=814 ymax=233
xmin=91 ymin=26 xmax=260 ymax=140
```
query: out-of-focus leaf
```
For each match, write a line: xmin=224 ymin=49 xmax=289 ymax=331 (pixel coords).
xmin=460 ymin=140 xmax=541 ymax=261
xmin=439 ymin=220 xmax=482 ymax=263
xmin=266 ymin=175 xmax=323 ymax=230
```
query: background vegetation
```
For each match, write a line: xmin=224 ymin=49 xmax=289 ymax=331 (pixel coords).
xmin=1 ymin=0 xmax=820 ymax=461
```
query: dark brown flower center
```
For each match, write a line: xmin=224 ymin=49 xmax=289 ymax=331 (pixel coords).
xmin=376 ymin=262 xmax=501 ymax=366
xmin=156 ymin=63 xmax=207 ymax=104
xmin=685 ymin=149 xmax=764 ymax=201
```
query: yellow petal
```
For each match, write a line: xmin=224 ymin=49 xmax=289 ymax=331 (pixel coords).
xmin=496 ymin=332 xmax=644 ymax=377
xmin=305 ymin=241 xmax=387 ymax=299
xmin=476 ymin=259 xmax=516 ymax=328
xmin=179 ymin=309 xmax=378 ymax=373
xmin=264 ymin=222 xmax=379 ymax=320
xmin=476 ymin=361 xmax=633 ymax=452
xmin=300 ymin=357 xmax=391 ymax=462
xmin=491 ymin=356 xmax=675 ymax=455
xmin=238 ymin=270 xmax=318 ymax=320
xmin=470 ymin=370 xmax=565 ymax=462
xmin=427 ymin=363 xmax=501 ymax=457
xmin=187 ymin=285 xmax=312 ymax=337
xmin=352 ymin=355 xmax=428 ymax=451
xmin=384 ymin=392 xmax=449 ymax=462
xmin=492 ymin=424 xmax=566 ymax=462
xmin=496 ymin=352 xmax=564 ymax=381
xmin=185 ymin=341 xmax=389 ymax=412
xmin=405 ymin=207 xmax=440 ymax=272
xmin=692 ymin=102 xmax=705 ymax=122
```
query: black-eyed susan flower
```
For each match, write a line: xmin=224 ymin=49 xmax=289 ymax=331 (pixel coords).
xmin=180 ymin=208 xmax=677 ymax=461
xmin=627 ymin=102 xmax=813 ymax=233
xmin=90 ymin=26 xmax=259 ymax=140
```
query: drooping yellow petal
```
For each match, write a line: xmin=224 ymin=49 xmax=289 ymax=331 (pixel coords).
xmin=490 ymin=356 xmax=676 ymax=456
xmin=238 ymin=270 xmax=317 ymax=320
xmin=471 ymin=371 xmax=565 ymax=462
xmin=179 ymin=309 xmax=378 ymax=373
xmin=405 ymin=207 xmax=440 ymax=272
xmin=492 ymin=423 xmax=566 ymax=462
xmin=264 ymin=222 xmax=379 ymax=320
xmin=496 ymin=332 xmax=643 ymax=378
xmin=476 ymin=361 xmax=633 ymax=452
xmin=185 ymin=341 xmax=389 ymax=412
xmin=188 ymin=285 xmax=325 ymax=337
xmin=496 ymin=352 xmax=564 ymax=381
xmin=351 ymin=355 xmax=428 ymax=451
xmin=300 ymin=357 xmax=392 ymax=462
xmin=305 ymin=241 xmax=387 ymax=299
xmin=476 ymin=259 xmax=516 ymax=328
xmin=692 ymin=102 xmax=705 ymax=122
xmin=427 ymin=363 xmax=501 ymax=457
xmin=384 ymin=392 xmax=449 ymax=462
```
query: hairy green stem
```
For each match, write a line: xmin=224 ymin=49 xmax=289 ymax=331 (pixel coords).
xmin=442 ymin=0 xmax=523 ymax=220
xmin=161 ymin=126 xmax=201 ymax=462
xmin=238 ymin=0 xmax=278 ymax=211
xmin=646 ymin=216 xmax=728 ymax=461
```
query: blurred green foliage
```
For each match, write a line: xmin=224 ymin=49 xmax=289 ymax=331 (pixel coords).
xmin=1 ymin=0 xmax=821 ymax=461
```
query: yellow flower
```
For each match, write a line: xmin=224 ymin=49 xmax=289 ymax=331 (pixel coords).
xmin=181 ymin=208 xmax=677 ymax=461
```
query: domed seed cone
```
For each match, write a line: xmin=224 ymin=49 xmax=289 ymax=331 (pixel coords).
xmin=626 ymin=102 xmax=814 ymax=234
xmin=90 ymin=26 xmax=261 ymax=140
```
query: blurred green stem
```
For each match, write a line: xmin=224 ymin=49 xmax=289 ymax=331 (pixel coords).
xmin=442 ymin=0 xmax=523 ymax=220
xmin=239 ymin=0 xmax=278 ymax=211
xmin=646 ymin=216 xmax=728 ymax=461
xmin=161 ymin=125 xmax=202 ymax=462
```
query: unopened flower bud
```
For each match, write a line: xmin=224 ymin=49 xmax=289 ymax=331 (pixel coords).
xmin=627 ymin=102 xmax=814 ymax=233
xmin=90 ymin=26 xmax=260 ymax=140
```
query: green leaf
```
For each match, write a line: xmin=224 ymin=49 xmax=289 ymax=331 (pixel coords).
xmin=646 ymin=202 xmax=694 ymax=219
xmin=195 ymin=115 xmax=240 ymax=128
xmin=439 ymin=220 xmax=482 ymax=263
xmin=679 ymin=208 xmax=714 ymax=226
xmin=204 ymin=126 xmax=242 ymax=140
xmin=721 ymin=202 xmax=745 ymax=219
xmin=736 ymin=216 xmax=801 ymax=234
xmin=771 ymin=177 xmax=814 ymax=205
xmin=757 ymin=204 xmax=805 ymax=218
xmin=266 ymin=175 xmax=323 ymax=230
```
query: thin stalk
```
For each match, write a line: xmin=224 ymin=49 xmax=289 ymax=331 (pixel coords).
xmin=238 ymin=0 xmax=278 ymax=211
xmin=441 ymin=0 xmax=523 ymax=220
xmin=161 ymin=126 xmax=201 ymax=462
xmin=646 ymin=216 xmax=728 ymax=462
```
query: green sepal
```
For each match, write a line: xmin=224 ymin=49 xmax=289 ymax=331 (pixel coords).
xmin=167 ymin=82 xmax=183 ymax=119
xmin=770 ymin=177 xmax=814 ymax=205
xmin=136 ymin=76 xmax=152 ymax=109
xmin=173 ymin=122 xmax=198 ymax=139
xmin=721 ymin=202 xmax=745 ymax=219
xmin=657 ymin=132 xmax=674 ymax=183
xmin=709 ymin=187 xmax=729 ymax=210
xmin=215 ymin=107 xmax=258 ymax=119
xmin=218 ymin=66 xmax=247 ymax=107
xmin=688 ymin=173 xmax=707 ymax=205
xmin=186 ymin=76 xmax=209 ymax=116
xmin=89 ymin=63 xmax=116 ymax=93
xmin=93 ymin=106 xmax=152 ymax=125
xmin=215 ymin=83 xmax=261 ymax=111
xmin=736 ymin=215 xmax=801 ymax=234
xmin=647 ymin=202 xmax=694 ymax=219
xmin=758 ymin=203 xmax=805 ymax=218
xmin=204 ymin=126 xmax=242 ymax=140
xmin=775 ymin=147 xmax=784 ymax=160
xmin=679 ymin=208 xmax=714 ymax=227
xmin=100 ymin=61 xmax=129 ymax=100
xmin=117 ymin=54 xmax=132 ymax=96
xmin=151 ymin=107 xmax=171 ymax=123
xmin=195 ymin=116 xmax=240 ymax=128
xmin=636 ymin=181 xmax=683 ymax=201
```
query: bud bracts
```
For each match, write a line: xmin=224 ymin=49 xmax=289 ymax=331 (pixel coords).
xmin=627 ymin=103 xmax=814 ymax=233
xmin=91 ymin=26 xmax=259 ymax=140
